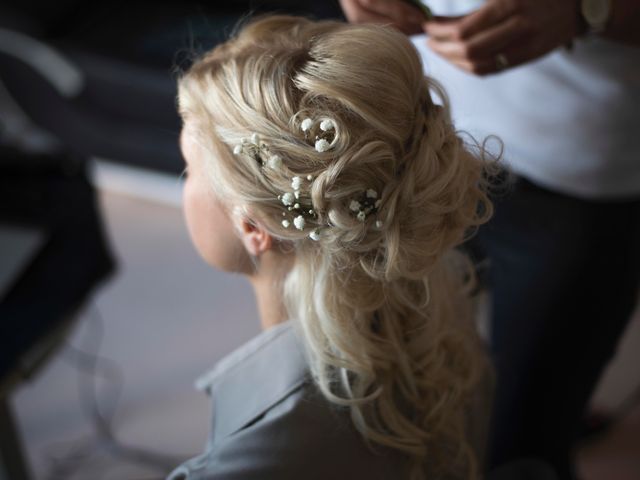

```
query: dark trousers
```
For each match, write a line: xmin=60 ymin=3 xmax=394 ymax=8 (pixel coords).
xmin=469 ymin=174 xmax=640 ymax=479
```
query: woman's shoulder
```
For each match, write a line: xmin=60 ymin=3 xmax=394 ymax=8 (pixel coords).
xmin=170 ymin=381 xmax=405 ymax=480
xmin=168 ymin=322 xmax=406 ymax=480
xmin=235 ymin=382 xmax=402 ymax=476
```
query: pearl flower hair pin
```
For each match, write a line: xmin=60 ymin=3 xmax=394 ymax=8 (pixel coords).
xmin=232 ymin=131 xmax=321 ymax=239
xmin=232 ymin=133 xmax=284 ymax=173
xmin=300 ymin=117 xmax=336 ymax=153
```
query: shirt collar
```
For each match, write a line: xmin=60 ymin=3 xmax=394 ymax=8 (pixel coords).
xmin=194 ymin=321 xmax=309 ymax=445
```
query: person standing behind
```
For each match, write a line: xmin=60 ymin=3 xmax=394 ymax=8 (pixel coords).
xmin=339 ymin=0 xmax=640 ymax=478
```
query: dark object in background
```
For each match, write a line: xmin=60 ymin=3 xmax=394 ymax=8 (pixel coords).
xmin=0 ymin=1 xmax=345 ymax=175
xmin=0 ymin=4 xmax=342 ymax=477
xmin=0 ymin=1 xmax=341 ymax=372
xmin=0 ymin=144 xmax=115 ymax=387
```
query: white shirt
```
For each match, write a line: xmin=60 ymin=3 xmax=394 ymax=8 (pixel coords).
xmin=412 ymin=30 xmax=640 ymax=199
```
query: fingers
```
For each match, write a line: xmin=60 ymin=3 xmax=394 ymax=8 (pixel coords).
xmin=340 ymin=0 xmax=425 ymax=34
xmin=426 ymin=15 xmax=528 ymax=62
xmin=428 ymin=35 xmax=537 ymax=76
xmin=455 ymin=0 xmax=517 ymax=39
xmin=422 ymin=16 xmax=462 ymax=41
xmin=423 ymin=0 xmax=514 ymax=41
xmin=360 ymin=0 xmax=426 ymax=24
xmin=466 ymin=14 xmax=529 ymax=55
xmin=423 ymin=0 xmax=578 ymax=75
xmin=423 ymin=0 xmax=536 ymax=76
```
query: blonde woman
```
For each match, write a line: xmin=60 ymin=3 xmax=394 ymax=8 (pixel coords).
xmin=171 ymin=15 xmax=497 ymax=480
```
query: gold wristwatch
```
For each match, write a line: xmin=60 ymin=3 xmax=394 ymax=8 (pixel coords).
xmin=580 ymin=0 xmax=612 ymax=34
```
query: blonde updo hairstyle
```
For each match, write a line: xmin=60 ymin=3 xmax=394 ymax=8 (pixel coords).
xmin=178 ymin=15 xmax=494 ymax=480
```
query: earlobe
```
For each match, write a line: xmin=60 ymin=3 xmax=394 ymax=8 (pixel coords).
xmin=238 ymin=217 xmax=273 ymax=257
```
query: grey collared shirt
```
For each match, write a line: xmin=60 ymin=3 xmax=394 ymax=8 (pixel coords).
xmin=167 ymin=321 xmax=491 ymax=480
xmin=167 ymin=322 xmax=407 ymax=479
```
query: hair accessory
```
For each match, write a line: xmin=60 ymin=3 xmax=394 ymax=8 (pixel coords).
xmin=298 ymin=116 xmax=337 ymax=153
xmin=232 ymin=133 xmax=287 ymax=174
xmin=301 ymin=118 xmax=313 ymax=132
xmin=349 ymin=188 xmax=381 ymax=223
xmin=230 ymin=118 xmax=383 ymax=241
xmin=315 ymin=139 xmax=331 ymax=153
xmin=232 ymin=130 xmax=321 ymax=236
xmin=275 ymin=171 xmax=318 ymax=237
xmin=280 ymin=192 xmax=295 ymax=206
xmin=320 ymin=119 xmax=335 ymax=132
xmin=291 ymin=176 xmax=303 ymax=190
xmin=267 ymin=155 xmax=282 ymax=170
xmin=293 ymin=215 xmax=306 ymax=230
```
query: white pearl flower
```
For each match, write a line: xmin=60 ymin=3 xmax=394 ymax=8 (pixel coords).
xmin=301 ymin=118 xmax=313 ymax=132
xmin=294 ymin=203 xmax=300 ymax=209
xmin=293 ymin=215 xmax=305 ymax=230
xmin=320 ymin=119 xmax=335 ymax=131
xmin=281 ymin=192 xmax=295 ymax=206
xmin=366 ymin=189 xmax=378 ymax=199
xmin=251 ymin=133 xmax=260 ymax=145
xmin=233 ymin=145 xmax=243 ymax=155
xmin=357 ymin=211 xmax=366 ymax=222
xmin=315 ymin=138 xmax=331 ymax=152
xmin=375 ymin=220 xmax=383 ymax=229
xmin=306 ymin=174 xmax=313 ymax=181
xmin=291 ymin=176 xmax=303 ymax=190
xmin=349 ymin=200 xmax=361 ymax=212
xmin=309 ymin=229 xmax=320 ymax=241
xmin=282 ymin=219 xmax=290 ymax=228
xmin=294 ymin=191 xmax=300 ymax=199
xmin=267 ymin=155 xmax=282 ymax=170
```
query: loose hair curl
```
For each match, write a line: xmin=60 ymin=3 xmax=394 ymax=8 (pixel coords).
xmin=178 ymin=15 xmax=496 ymax=480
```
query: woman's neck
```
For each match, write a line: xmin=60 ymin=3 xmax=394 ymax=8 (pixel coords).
xmin=248 ymin=250 xmax=293 ymax=331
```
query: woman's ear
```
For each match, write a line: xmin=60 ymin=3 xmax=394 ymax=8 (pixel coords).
xmin=236 ymin=216 xmax=273 ymax=257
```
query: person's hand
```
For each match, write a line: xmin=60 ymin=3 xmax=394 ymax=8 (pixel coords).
xmin=339 ymin=0 xmax=427 ymax=35
xmin=423 ymin=0 xmax=580 ymax=75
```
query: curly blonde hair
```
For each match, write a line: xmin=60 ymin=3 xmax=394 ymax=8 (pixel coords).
xmin=178 ymin=15 xmax=495 ymax=480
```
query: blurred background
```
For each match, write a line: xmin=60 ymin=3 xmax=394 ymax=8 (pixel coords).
xmin=0 ymin=1 xmax=638 ymax=479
